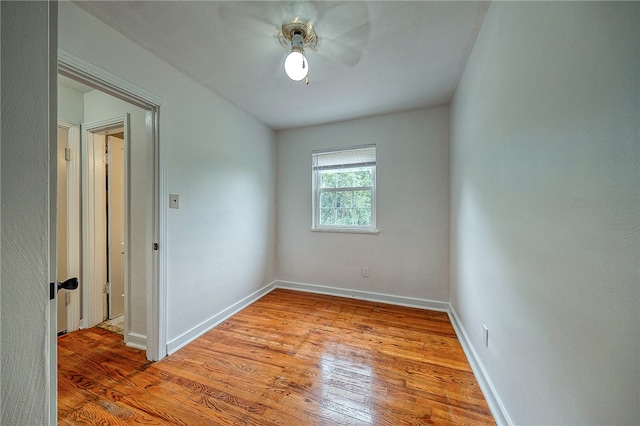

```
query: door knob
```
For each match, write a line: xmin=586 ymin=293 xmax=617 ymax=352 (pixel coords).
xmin=49 ymin=277 xmax=79 ymax=300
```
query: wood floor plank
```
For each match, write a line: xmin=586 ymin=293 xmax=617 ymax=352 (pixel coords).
xmin=59 ymin=288 xmax=495 ymax=425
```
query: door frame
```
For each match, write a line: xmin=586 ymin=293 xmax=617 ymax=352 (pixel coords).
xmin=58 ymin=49 xmax=167 ymax=361
xmin=82 ymin=117 xmax=129 ymax=334
xmin=58 ymin=121 xmax=81 ymax=333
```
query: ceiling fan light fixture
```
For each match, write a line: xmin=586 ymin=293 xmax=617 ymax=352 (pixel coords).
xmin=284 ymin=31 xmax=309 ymax=81
xmin=284 ymin=51 xmax=308 ymax=81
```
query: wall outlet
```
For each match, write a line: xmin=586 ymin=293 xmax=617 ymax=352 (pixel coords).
xmin=483 ymin=324 xmax=489 ymax=348
xmin=362 ymin=267 xmax=369 ymax=278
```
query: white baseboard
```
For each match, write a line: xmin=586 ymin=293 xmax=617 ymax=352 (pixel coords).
xmin=448 ymin=306 xmax=511 ymax=426
xmin=125 ymin=332 xmax=147 ymax=351
xmin=166 ymin=282 xmax=277 ymax=355
xmin=274 ymin=280 xmax=450 ymax=312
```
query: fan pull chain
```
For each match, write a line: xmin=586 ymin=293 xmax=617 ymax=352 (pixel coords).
xmin=306 ymin=76 xmax=309 ymax=85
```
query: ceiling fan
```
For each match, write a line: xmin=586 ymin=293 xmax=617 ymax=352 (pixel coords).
xmin=217 ymin=1 xmax=371 ymax=84
xmin=279 ymin=15 xmax=316 ymax=82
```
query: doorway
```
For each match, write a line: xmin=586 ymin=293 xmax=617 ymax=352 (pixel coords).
xmin=84 ymin=124 xmax=127 ymax=335
xmin=56 ymin=120 xmax=127 ymax=336
xmin=57 ymin=51 xmax=166 ymax=361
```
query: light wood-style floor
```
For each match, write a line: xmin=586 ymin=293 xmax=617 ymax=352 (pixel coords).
xmin=58 ymin=289 xmax=495 ymax=425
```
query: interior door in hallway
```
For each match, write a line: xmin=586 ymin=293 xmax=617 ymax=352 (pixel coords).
xmin=107 ymin=135 xmax=125 ymax=318
xmin=57 ymin=126 xmax=69 ymax=333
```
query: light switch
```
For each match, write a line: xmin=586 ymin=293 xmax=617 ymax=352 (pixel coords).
xmin=169 ymin=193 xmax=179 ymax=209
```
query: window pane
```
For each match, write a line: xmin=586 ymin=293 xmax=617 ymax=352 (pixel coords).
xmin=319 ymin=192 xmax=336 ymax=209
xmin=338 ymin=191 xmax=353 ymax=208
xmin=353 ymin=190 xmax=371 ymax=209
xmin=320 ymin=167 xmax=372 ymax=189
xmin=319 ymin=189 xmax=371 ymax=227
xmin=355 ymin=209 xmax=371 ymax=226
xmin=320 ymin=190 xmax=354 ymax=209
xmin=320 ymin=208 xmax=336 ymax=225
xmin=321 ymin=172 xmax=336 ymax=188
xmin=354 ymin=169 xmax=372 ymax=187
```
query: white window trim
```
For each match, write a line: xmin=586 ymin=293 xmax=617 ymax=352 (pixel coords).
xmin=311 ymin=227 xmax=380 ymax=235
xmin=311 ymin=145 xmax=378 ymax=234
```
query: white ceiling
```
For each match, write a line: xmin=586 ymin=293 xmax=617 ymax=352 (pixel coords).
xmin=72 ymin=1 xmax=490 ymax=130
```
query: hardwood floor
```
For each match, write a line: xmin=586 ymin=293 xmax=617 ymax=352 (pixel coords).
xmin=58 ymin=289 xmax=495 ymax=425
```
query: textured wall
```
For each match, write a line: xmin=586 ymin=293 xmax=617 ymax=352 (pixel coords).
xmin=1 ymin=1 xmax=56 ymax=424
xmin=450 ymin=2 xmax=639 ymax=424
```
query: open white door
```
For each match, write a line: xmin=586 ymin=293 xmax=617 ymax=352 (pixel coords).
xmin=56 ymin=122 xmax=82 ymax=334
xmin=57 ymin=126 xmax=69 ymax=334
xmin=84 ymin=130 xmax=109 ymax=327
xmin=107 ymin=135 xmax=125 ymax=319
xmin=1 ymin=2 xmax=59 ymax=424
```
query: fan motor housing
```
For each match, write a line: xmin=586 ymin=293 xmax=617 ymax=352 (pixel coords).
xmin=280 ymin=17 xmax=317 ymax=49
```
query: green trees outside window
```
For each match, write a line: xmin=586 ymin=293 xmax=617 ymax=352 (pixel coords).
xmin=318 ymin=168 xmax=373 ymax=226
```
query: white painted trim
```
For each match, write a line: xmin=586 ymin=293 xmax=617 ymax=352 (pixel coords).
xmin=274 ymin=280 xmax=450 ymax=312
xmin=58 ymin=49 xmax=164 ymax=108
xmin=125 ymin=332 xmax=147 ymax=351
xmin=448 ymin=306 xmax=511 ymax=426
xmin=166 ymin=282 xmax=277 ymax=355
xmin=311 ymin=227 xmax=380 ymax=235
xmin=151 ymin=103 xmax=169 ymax=361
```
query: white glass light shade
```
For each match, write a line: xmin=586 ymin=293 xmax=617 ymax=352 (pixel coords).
xmin=284 ymin=51 xmax=309 ymax=81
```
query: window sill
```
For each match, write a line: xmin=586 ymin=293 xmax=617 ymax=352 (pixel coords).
xmin=311 ymin=227 xmax=379 ymax=235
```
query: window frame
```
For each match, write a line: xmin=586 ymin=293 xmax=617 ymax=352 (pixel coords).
xmin=311 ymin=145 xmax=378 ymax=234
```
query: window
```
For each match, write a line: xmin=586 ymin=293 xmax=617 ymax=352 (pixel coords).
xmin=312 ymin=145 xmax=377 ymax=233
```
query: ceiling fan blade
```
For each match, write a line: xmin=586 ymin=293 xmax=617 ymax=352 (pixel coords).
xmin=309 ymin=2 xmax=372 ymax=69
xmin=315 ymin=39 xmax=362 ymax=68
xmin=216 ymin=2 xmax=281 ymax=39
xmin=314 ymin=2 xmax=372 ymax=41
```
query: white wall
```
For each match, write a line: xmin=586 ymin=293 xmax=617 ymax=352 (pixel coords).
xmin=83 ymin=90 xmax=150 ymax=342
xmin=58 ymin=84 xmax=84 ymax=124
xmin=1 ymin=1 xmax=57 ymax=424
xmin=58 ymin=1 xmax=276 ymax=351
xmin=277 ymin=107 xmax=450 ymax=302
xmin=450 ymin=2 xmax=639 ymax=425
